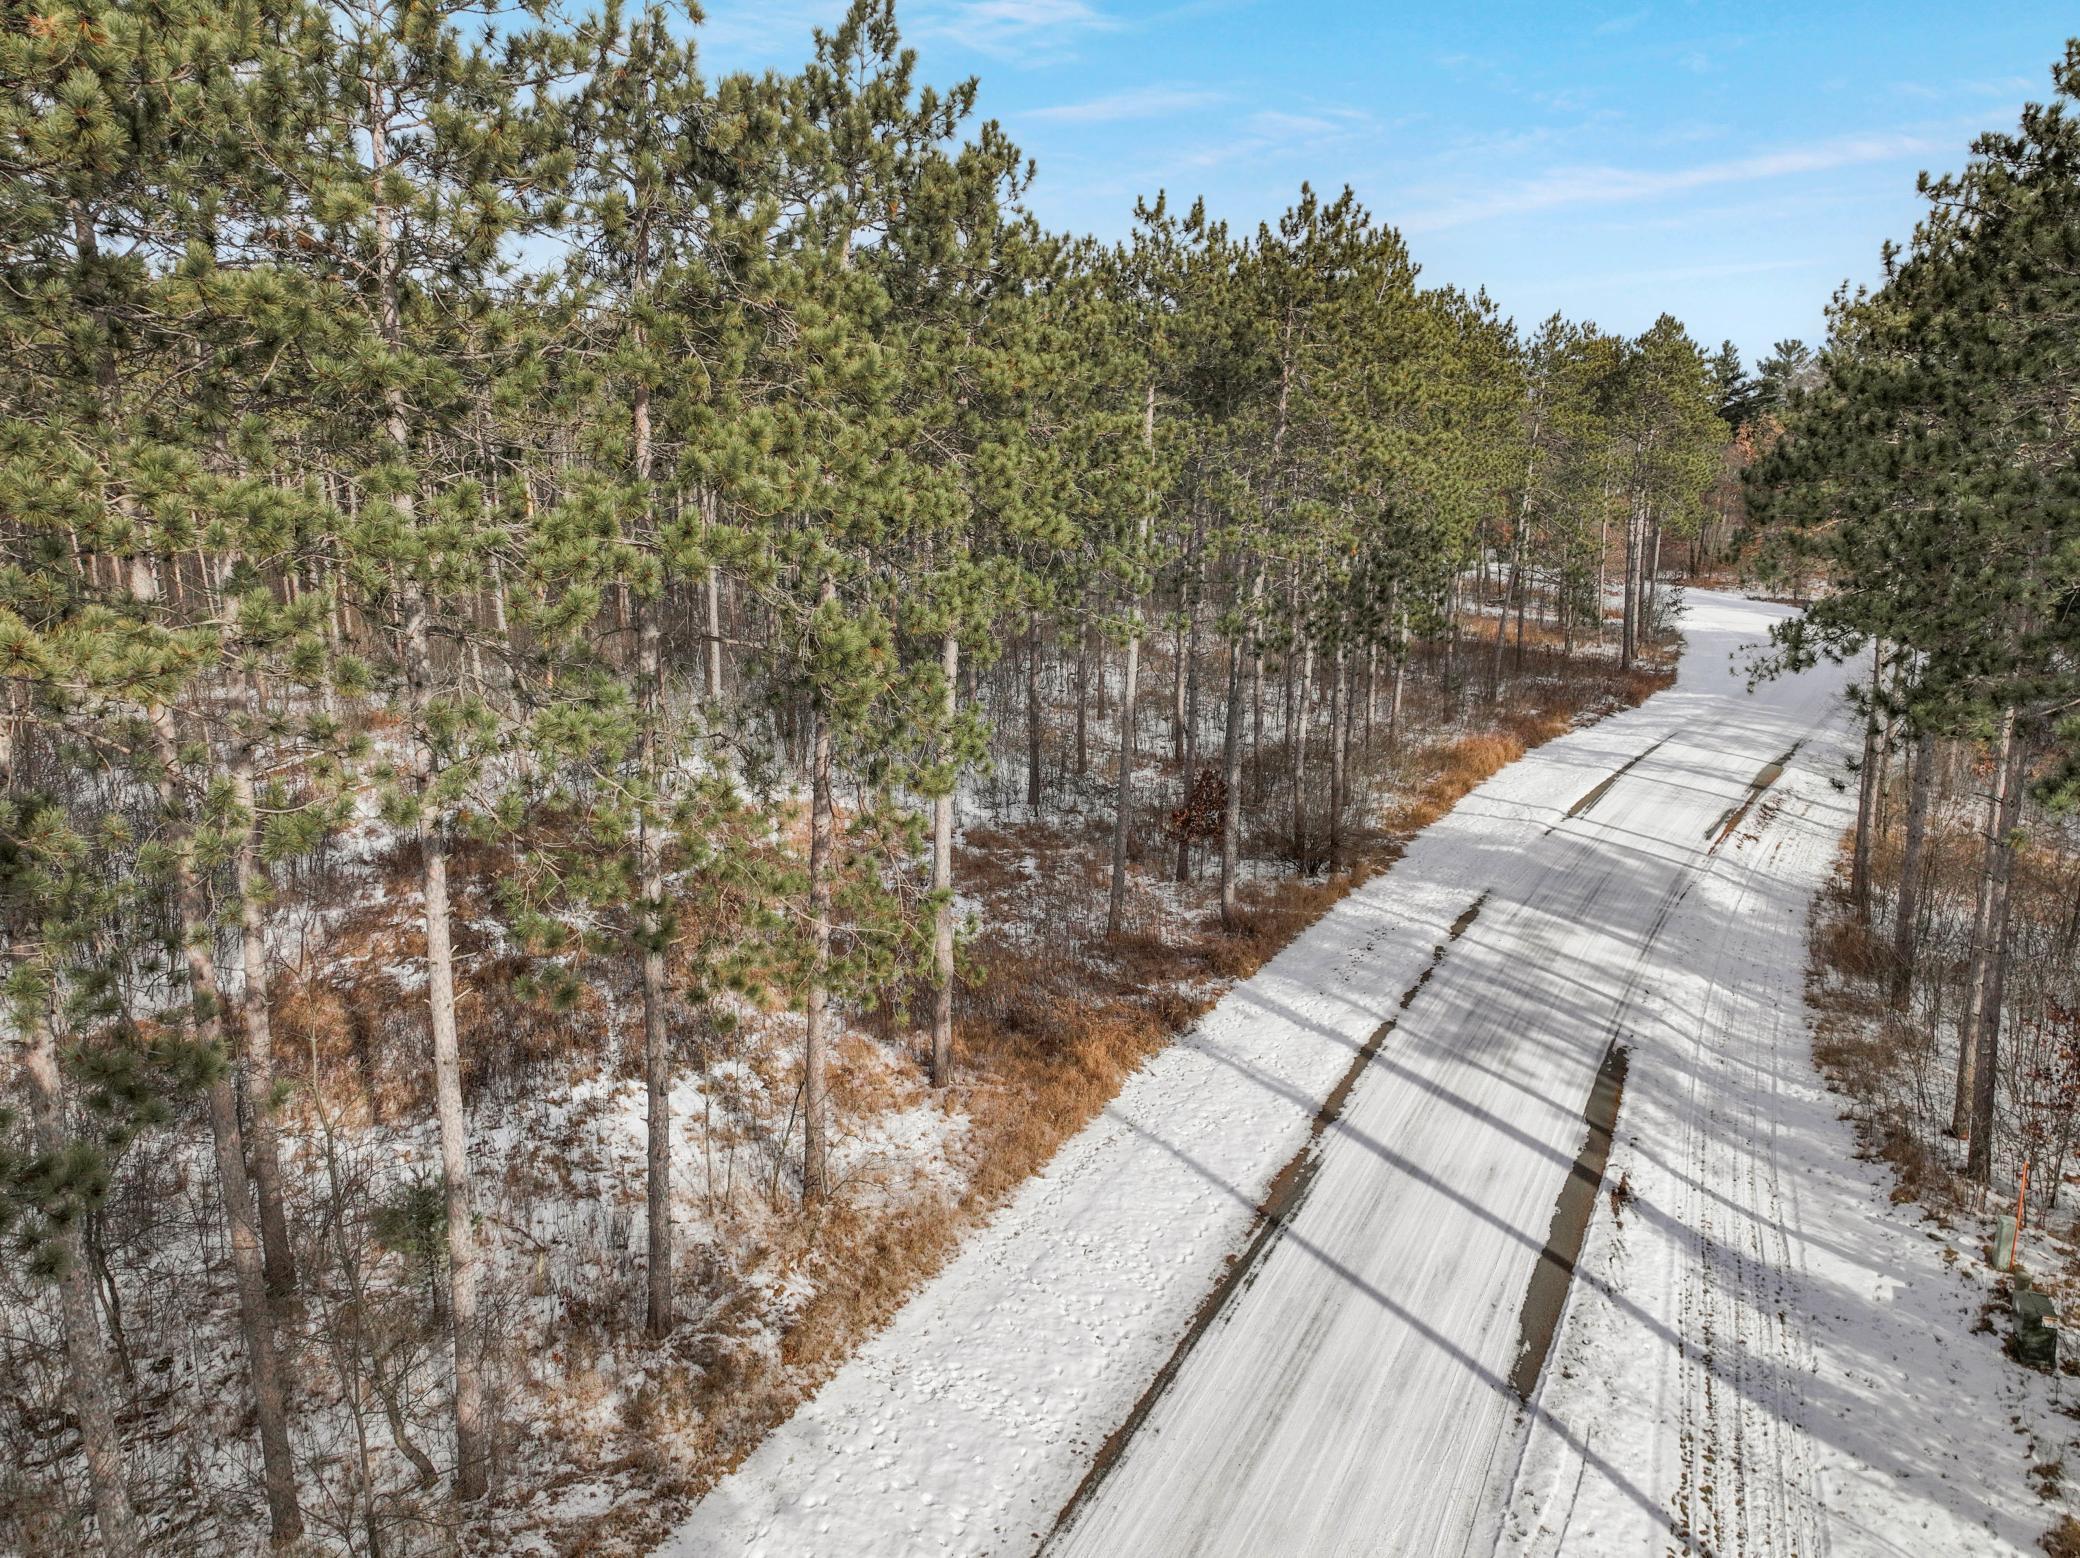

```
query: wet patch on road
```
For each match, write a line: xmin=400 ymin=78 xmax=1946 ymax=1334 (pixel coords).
xmin=1508 ymin=1040 xmax=1629 ymax=1402
xmin=1549 ymin=737 xmax=1672 ymax=834
xmin=1706 ymin=740 xmax=1803 ymax=848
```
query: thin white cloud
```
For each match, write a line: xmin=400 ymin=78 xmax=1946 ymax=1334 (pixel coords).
xmin=697 ymin=0 xmax=1118 ymax=68
xmin=1895 ymin=74 xmax=2037 ymax=104
xmin=1399 ymin=130 xmax=1943 ymax=234
xmin=1171 ymin=105 xmax=1375 ymax=171
xmin=696 ymin=0 xmax=848 ymax=64
xmin=915 ymin=0 xmax=1120 ymax=62
xmin=1594 ymin=8 xmax=1649 ymax=36
xmin=1250 ymin=109 xmax=1345 ymax=137
xmin=1025 ymin=85 xmax=1224 ymax=124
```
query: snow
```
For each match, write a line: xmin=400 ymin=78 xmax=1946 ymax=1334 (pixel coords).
xmin=1503 ymin=742 xmax=2080 ymax=1554
xmin=657 ymin=592 xmax=2062 ymax=1557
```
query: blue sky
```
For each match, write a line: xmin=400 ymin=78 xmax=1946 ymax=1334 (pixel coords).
xmin=694 ymin=1 xmax=2075 ymax=367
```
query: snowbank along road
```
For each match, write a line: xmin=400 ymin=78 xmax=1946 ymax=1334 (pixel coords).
xmin=663 ymin=593 xmax=2044 ymax=1556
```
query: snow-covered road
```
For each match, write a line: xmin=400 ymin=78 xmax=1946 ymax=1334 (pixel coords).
xmin=1046 ymin=596 xmax=1850 ymax=1557
xmin=664 ymin=593 xmax=2037 ymax=1557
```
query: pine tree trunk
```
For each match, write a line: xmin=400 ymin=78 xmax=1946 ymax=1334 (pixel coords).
xmin=705 ymin=562 xmax=724 ymax=703
xmin=1952 ymin=706 xmax=2022 ymax=1142
xmin=204 ymin=1070 xmax=303 ymax=1546
xmin=1107 ymin=625 xmax=1140 ymax=940
xmin=230 ymin=732 xmax=296 ymax=1297
xmin=1594 ymin=510 xmax=1608 ymax=647
xmin=488 ymin=554 xmax=510 ymax=643
xmin=703 ymin=492 xmax=728 ymax=698
xmin=1171 ymin=613 xmax=1188 ymax=768
xmin=1890 ymin=727 xmax=1935 ymax=1008
xmin=1250 ymin=635 xmax=1265 ymax=800
xmin=369 ymin=97 xmax=486 ymax=1498
xmin=398 ymin=577 xmax=488 ymax=1502
xmin=1281 ymin=580 xmax=1299 ymax=747
xmin=1514 ymin=555 xmax=1530 ymax=668
xmin=1442 ymin=575 xmax=1459 ymax=696
xmin=1222 ymin=568 xmax=1261 ymax=925
xmin=804 ymin=575 xmax=838 ymax=1197
xmin=1850 ymin=641 xmax=1883 ymax=924
xmin=629 ymin=326 xmax=676 ymax=1339
xmin=1648 ymin=516 xmax=1664 ymax=631
xmin=1620 ymin=496 xmax=1639 ymax=670
xmin=466 ymin=608 xmax=487 ymax=694
xmin=1364 ymin=642 xmax=1377 ymax=746
xmin=1328 ymin=642 xmax=1348 ymax=871
xmin=1074 ymin=625 xmax=1090 ymax=778
xmin=22 ymin=997 xmax=139 ymax=1554
xmin=1108 ymin=384 xmax=1155 ymax=939
xmin=1965 ymin=710 xmax=2030 ymax=1180
xmin=612 ymin=582 xmax=632 ymax=665
xmin=150 ymin=707 xmax=303 ymax=1544
xmin=1639 ymin=513 xmax=1657 ymax=639
xmin=1025 ymin=614 xmax=1043 ymax=811
xmin=1491 ymin=475 xmax=1530 ymax=697
xmin=1631 ymin=508 xmax=1646 ymax=654
xmin=418 ymin=813 xmax=486 ymax=1499
xmin=1388 ymin=608 xmax=1408 ymax=750
xmin=0 ymin=680 xmax=17 ymax=790
xmin=1220 ymin=611 xmax=1247 ymax=929
xmin=637 ymin=598 xmax=672 ymax=1337
xmin=931 ymin=631 xmax=958 ymax=1086
xmin=1292 ymin=638 xmax=1315 ymax=872
xmin=1175 ymin=579 xmax=1203 ymax=883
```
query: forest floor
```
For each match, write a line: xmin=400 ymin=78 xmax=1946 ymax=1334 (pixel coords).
xmin=0 ymin=609 xmax=1675 ymax=1556
xmin=663 ymin=592 xmax=2080 ymax=1558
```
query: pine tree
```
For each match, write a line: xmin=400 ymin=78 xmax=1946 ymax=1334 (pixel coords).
xmin=1754 ymin=42 xmax=2080 ymax=1178
xmin=562 ymin=0 xmax=717 ymax=1340
xmin=1609 ymin=316 xmax=1719 ymax=665
xmin=304 ymin=0 xmax=579 ymax=1497
xmin=0 ymin=798 xmax=145 ymax=1552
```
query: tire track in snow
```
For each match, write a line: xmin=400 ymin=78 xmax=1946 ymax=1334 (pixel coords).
xmin=1509 ymin=719 xmax=1847 ymax=1558
xmin=1042 ymin=892 xmax=1494 ymax=1549
xmin=1667 ymin=785 xmax=1827 ymax=1557
xmin=1055 ymin=688 xmax=1793 ymax=1557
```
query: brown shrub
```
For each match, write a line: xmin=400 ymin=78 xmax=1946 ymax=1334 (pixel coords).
xmin=1816 ymin=914 xmax=1889 ymax=983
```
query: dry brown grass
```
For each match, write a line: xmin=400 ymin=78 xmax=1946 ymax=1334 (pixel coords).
xmin=1814 ymin=914 xmax=1890 ymax=984
xmin=1804 ymin=834 xmax=1971 ymax=1215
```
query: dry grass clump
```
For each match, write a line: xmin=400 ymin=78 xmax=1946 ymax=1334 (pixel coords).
xmin=1804 ymin=835 xmax=1975 ymax=1217
xmin=1807 ymin=868 xmax=1951 ymax=1208
xmin=1814 ymin=913 xmax=1890 ymax=983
